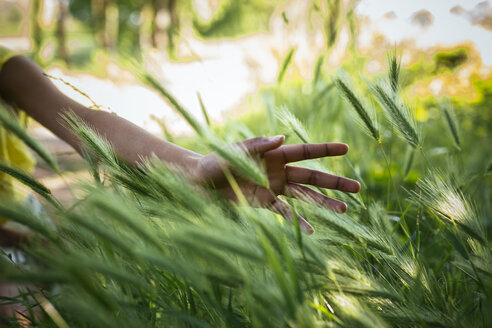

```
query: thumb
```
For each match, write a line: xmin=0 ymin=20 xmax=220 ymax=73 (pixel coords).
xmin=236 ymin=135 xmax=285 ymax=155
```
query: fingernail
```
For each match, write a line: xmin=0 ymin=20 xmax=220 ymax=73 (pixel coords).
xmin=270 ymin=135 xmax=285 ymax=143
xmin=302 ymin=222 xmax=315 ymax=234
xmin=338 ymin=203 xmax=347 ymax=213
xmin=299 ymin=217 xmax=315 ymax=234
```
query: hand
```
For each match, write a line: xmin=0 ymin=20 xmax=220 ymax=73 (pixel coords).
xmin=193 ymin=136 xmax=360 ymax=234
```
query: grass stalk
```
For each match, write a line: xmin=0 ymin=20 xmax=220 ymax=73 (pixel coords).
xmin=333 ymin=72 xmax=381 ymax=143
xmin=387 ymin=49 xmax=401 ymax=94
xmin=369 ymin=81 xmax=420 ymax=148
xmin=197 ymin=92 xmax=211 ymax=127
xmin=378 ymin=143 xmax=402 ymax=212
xmin=0 ymin=161 xmax=61 ymax=209
xmin=277 ymin=47 xmax=296 ymax=84
xmin=441 ymin=103 xmax=461 ymax=150
xmin=0 ymin=103 xmax=59 ymax=172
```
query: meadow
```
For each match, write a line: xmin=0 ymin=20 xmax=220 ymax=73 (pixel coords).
xmin=0 ymin=46 xmax=491 ymax=328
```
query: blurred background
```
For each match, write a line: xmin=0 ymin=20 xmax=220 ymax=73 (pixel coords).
xmin=0 ymin=0 xmax=491 ymax=201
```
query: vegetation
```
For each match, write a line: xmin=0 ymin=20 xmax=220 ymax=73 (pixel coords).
xmin=1 ymin=49 xmax=491 ymax=327
xmin=1 ymin=1 xmax=491 ymax=327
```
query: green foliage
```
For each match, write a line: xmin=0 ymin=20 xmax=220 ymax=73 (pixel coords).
xmin=323 ymin=0 xmax=342 ymax=48
xmin=387 ymin=50 xmax=401 ymax=94
xmin=441 ymin=102 xmax=461 ymax=150
xmin=0 ymin=161 xmax=60 ymax=209
xmin=197 ymin=92 xmax=211 ymax=127
xmin=277 ymin=47 xmax=296 ymax=85
xmin=369 ymin=81 xmax=421 ymax=148
xmin=1 ymin=55 xmax=491 ymax=328
xmin=140 ymin=69 xmax=269 ymax=188
xmin=276 ymin=106 xmax=309 ymax=143
xmin=0 ymin=102 xmax=59 ymax=172
xmin=0 ymin=3 xmax=23 ymax=37
xmin=333 ymin=71 xmax=381 ymax=143
xmin=434 ymin=48 xmax=468 ymax=70
xmin=192 ymin=0 xmax=276 ymax=38
xmin=68 ymin=0 xmax=143 ymax=57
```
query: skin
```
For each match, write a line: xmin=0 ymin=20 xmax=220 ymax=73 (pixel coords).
xmin=0 ymin=55 xmax=360 ymax=236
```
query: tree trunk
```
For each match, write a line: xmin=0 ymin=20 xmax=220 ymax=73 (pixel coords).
xmin=56 ymin=0 xmax=69 ymax=65
xmin=92 ymin=0 xmax=108 ymax=49
xmin=30 ymin=0 xmax=43 ymax=64
xmin=165 ymin=0 xmax=178 ymax=56
xmin=150 ymin=0 xmax=160 ymax=48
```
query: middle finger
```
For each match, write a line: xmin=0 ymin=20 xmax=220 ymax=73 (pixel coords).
xmin=270 ymin=143 xmax=349 ymax=163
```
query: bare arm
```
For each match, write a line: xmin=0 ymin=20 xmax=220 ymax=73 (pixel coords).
xmin=0 ymin=56 xmax=200 ymax=169
xmin=0 ymin=56 xmax=360 ymax=234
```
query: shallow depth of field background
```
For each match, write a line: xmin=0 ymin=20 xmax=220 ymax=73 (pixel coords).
xmin=0 ymin=1 xmax=492 ymax=327
xmin=1 ymin=0 xmax=491 ymax=201
xmin=0 ymin=1 xmax=490 ymax=189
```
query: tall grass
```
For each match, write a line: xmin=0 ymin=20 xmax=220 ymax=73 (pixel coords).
xmin=333 ymin=71 xmax=381 ymax=143
xmin=387 ymin=50 xmax=401 ymax=94
xmin=277 ymin=47 xmax=296 ymax=85
xmin=0 ymin=102 xmax=59 ymax=171
xmin=441 ymin=102 xmax=462 ymax=150
xmin=139 ymin=68 xmax=269 ymax=188
xmin=369 ymin=81 xmax=421 ymax=149
xmin=0 ymin=55 xmax=491 ymax=327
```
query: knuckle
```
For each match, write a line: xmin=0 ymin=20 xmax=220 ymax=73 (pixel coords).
xmin=281 ymin=148 xmax=288 ymax=162
xmin=325 ymin=143 xmax=331 ymax=156
xmin=308 ymin=171 xmax=317 ymax=185
xmin=303 ymin=144 xmax=310 ymax=158
xmin=335 ymin=176 xmax=343 ymax=190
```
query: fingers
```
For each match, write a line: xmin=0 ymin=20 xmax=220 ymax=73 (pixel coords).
xmin=275 ymin=143 xmax=349 ymax=163
xmin=269 ymin=197 xmax=314 ymax=234
xmin=285 ymin=183 xmax=347 ymax=213
xmin=285 ymin=166 xmax=361 ymax=193
xmin=235 ymin=135 xmax=285 ymax=155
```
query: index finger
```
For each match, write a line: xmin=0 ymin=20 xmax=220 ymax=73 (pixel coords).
xmin=274 ymin=143 xmax=349 ymax=163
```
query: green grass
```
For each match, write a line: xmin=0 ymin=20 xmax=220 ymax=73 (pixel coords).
xmin=0 ymin=52 xmax=491 ymax=328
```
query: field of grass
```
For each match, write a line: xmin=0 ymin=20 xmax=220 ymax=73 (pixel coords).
xmin=0 ymin=50 xmax=491 ymax=327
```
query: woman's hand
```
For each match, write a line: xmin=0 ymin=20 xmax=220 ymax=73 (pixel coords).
xmin=0 ymin=56 xmax=360 ymax=234
xmin=193 ymin=136 xmax=360 ymax=234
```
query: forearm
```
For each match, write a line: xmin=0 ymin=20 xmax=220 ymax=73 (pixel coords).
xmin=79 ymin=109 xmax=200 ymax=167
xmin=0 ymin=56 xmax=200 ymax=169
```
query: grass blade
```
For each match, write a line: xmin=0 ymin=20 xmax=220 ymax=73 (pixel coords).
xmin=197 ymin=92 xmax=211 ymax=127
xmin=441 ymin=102 xmax=461 ymax=150
xmin=313 ymin=54 xmax=325 ymax=86
xmin=0 ymin=161 xmax=60 ymax=208
xmin=276 ymin=106 xmax=309 ymax=143
xmin=277 ymin=47 xmax=296 ymax=84
xmin=61 ymin=111 xmax=120 ymax=169
xmin=0 ymin=103 xmax=58 ymax=172
xmin=387 ymin=49 xmax=401 ymax=94
xmin=403 ymin=147 xmax=415 ymax=178
xmin=138 ymin=69 xmax=207 ymax=137
xmin=333 ymin=72 xmax=381 ymax=143
xmin=369 ymin=81 xmax=421 ymax=148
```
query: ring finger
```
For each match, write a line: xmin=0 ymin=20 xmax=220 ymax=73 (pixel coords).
xmin=285 ymin=166 xmax=360 ymax=193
